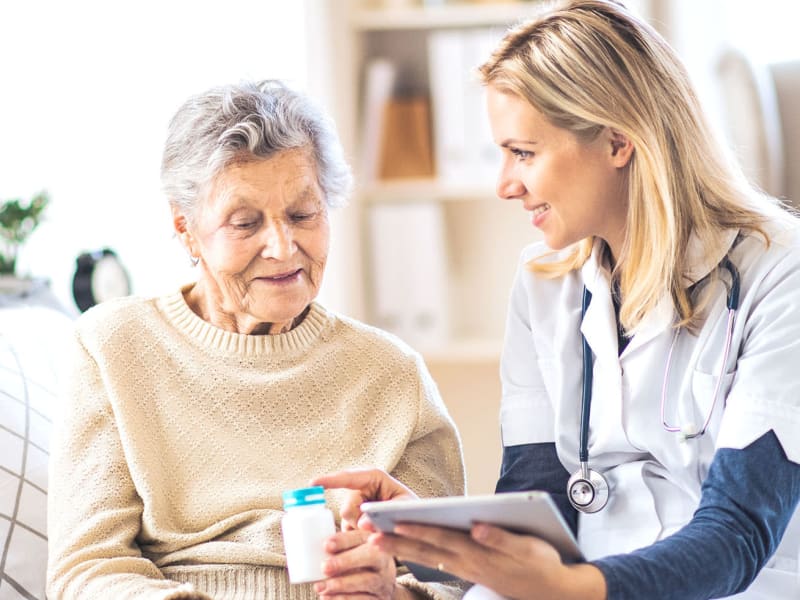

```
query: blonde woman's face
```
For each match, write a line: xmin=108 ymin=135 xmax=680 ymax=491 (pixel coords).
xmin=487 ymin=86 xmax=630 ymax=261
xmin=179 ymin=148 xmax=329 ymax=335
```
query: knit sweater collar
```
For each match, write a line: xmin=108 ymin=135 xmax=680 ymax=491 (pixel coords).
xmin=159 ymin=285 xmax=333 ymax=356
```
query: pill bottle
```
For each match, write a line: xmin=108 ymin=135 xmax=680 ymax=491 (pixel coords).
xmin=281 ymin=485 xmax=336 ymax=584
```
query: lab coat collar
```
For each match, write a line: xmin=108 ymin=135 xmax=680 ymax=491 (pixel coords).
xmin=683 ymin=228 xmax=740 ymax=287
xmin=578 ymin=238 xmax=611 ymax=296
xmin=578 ymin=229 xmax=740 ymax=354
xmin=632 ymin=228 xmax=740 ymax=345
xmin=579 ymin=240 xmax=619 ymax=362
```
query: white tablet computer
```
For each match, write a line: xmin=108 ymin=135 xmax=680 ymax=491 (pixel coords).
xmin=361 ymin=490 xmax=582 ymax=582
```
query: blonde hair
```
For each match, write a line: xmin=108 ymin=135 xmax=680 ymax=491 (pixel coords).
xmin=479 ymin=0 xmax=773 ymax=331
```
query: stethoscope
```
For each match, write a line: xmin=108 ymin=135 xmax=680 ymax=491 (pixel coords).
xmin=567 ymin=257 xmax=741 ymax=514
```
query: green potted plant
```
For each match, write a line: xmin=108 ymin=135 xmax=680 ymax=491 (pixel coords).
xmin=0 ymin=191 xmax=50 ymax=277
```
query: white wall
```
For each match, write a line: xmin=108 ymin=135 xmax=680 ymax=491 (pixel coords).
xmin=0 ymin=1 xmax=308 ymax=313
xmin=653 ymin=0 xmax=800 ymax=121
xmin=721 ymin=0 xmax=800 ymax=64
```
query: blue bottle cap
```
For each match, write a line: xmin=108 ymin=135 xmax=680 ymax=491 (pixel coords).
xmin=282 ymin=486 xmax=327 ymax=508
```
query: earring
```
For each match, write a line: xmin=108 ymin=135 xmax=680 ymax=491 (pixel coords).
xmin=189 ymin=255 xmax=200 ymax=267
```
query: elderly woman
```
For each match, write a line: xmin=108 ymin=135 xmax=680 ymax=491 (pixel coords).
xmin=46 ymin=80 xmax=465 ymax=600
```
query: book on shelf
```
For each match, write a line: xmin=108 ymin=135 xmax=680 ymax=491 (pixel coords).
xmin=428 ymin=27 xmax=501 ymax=185
xmin=361 ymin=58 xmax=435 ymax=181
xmin=360 ymin=58 xmax=398 ymax=182
xmin=367 ymin=201 xmax=450 ymax=348
xmin=464 ymin=28 xmax=502 ymax=181
xmin=378 ymin=97 xmax=435 ymax=179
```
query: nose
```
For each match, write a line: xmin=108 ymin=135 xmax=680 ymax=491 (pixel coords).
xmin=496 ymin=160 xmax=526 ymax=200
xmin=261 ymin=219 xmax=296 ymax=261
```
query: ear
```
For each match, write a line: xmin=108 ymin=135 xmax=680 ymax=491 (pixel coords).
xmin=608 ymin=128 xmax=634 ymax=167
xmin=171 ymin=204 xmax=198 ymax=258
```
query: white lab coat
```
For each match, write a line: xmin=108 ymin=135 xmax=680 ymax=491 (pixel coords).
xmin=499 ymin=216 xmax=800 ymax=598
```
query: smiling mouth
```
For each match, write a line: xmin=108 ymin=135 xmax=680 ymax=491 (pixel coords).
xmin=531 ymin=204 xmax=551 ymax=217
xmin=258 ymin=269 xmax=302 ymax=282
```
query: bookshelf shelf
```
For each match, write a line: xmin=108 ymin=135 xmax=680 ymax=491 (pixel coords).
xmin=351 ymin=2 xmax=541 ymax=32
xmin=359 ymin=178 xmax=497 ymax=204
xmin=420 ymin=337 xmax=503 ymax=364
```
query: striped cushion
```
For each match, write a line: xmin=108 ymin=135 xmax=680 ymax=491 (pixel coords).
xmin=0 ymin=304 xmax=73 ymax=599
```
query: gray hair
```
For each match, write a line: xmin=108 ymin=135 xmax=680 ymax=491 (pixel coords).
xmin=161 ymin=80 xmax=352 ymax=220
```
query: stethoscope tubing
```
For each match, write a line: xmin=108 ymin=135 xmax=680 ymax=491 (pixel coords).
xmin=579 ymin=288 xmax=594 ymax=464
xmin=572 ymin=257 xmax=741 ymax=512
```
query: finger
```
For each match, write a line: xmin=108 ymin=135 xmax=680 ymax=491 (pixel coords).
xmin=314 ymin=570 xmax=380 ymax=596
xmin=311 ymin=468 xmax=389 ymax=492
xmin=471 ymin=523 xmax=558 ymax=562
xmin=369 ymin=531 xmax=457 ymax=573
xmin=318 ymin=594 xmax=375 ymax=600
xmin=393 ymin=522 xmax=473 ymax=550
xmin=315 ymin=569 xmax=385 ymax=595
xmin=339 ymin=490 xmax=367 ymax=532
xmin=324 ymin=534 xmax=394 ymax=577
xmin=311 ymin=468 xmax=416 ymax=502
xmin=324 ymin=529 xmax=369 ymax=554
xmin=357 ymin=513 xmax=378 ymax=533
xmin=470 ymin=523 xmax=516 ymax=554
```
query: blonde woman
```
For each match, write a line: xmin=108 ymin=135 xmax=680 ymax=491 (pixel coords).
xmin=314 ymin=1 xmax=800 ymax=598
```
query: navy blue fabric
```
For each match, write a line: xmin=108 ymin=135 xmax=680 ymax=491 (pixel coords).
xmin=611 ymin=279 xmax=631 ymax=355
xmin=593 ymin=430 xmax=800 ymax=599
xmin=495 ymin=442 xmax=579 ymax=535
xmin=496 ymin=432 xmax=800 ymax=598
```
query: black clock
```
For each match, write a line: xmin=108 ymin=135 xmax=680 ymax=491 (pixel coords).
xmin=72 ymin=248 xmax=131 ymax=312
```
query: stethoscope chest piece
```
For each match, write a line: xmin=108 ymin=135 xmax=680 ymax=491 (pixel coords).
xmin=568 ymin=464 xmax=609 ymax=513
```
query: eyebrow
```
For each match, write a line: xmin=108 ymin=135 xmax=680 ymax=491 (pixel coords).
xmin=500 ymin=139 xmax=538 ymax=147
xmin=292 ymin=186 xmax=324 ymax=206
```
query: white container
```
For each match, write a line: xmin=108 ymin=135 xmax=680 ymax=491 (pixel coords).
xmin=281 ymin=486 xmax=336 ymax=584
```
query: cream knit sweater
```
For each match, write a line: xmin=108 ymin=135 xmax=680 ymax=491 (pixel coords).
xmin=47 ymin=288 xmax=466 ymax=600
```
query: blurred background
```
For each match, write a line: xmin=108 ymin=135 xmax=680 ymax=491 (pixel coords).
xmin=2 ymin=0 xmax=799 ymax=493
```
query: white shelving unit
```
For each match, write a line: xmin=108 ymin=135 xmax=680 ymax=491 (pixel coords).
xmin=310 ymin=0 xmax=545 ymax=356
xmin=305 ymin=0 xmax=548 ymax=493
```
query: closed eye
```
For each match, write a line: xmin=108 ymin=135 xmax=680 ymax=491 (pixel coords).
xmin=231 ymin=221 xmax=258 ymax=230
xmin=290 ymin=211 xmax=318 ymax=223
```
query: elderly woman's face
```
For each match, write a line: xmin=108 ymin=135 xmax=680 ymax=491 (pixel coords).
xmin=181 ymin=148 xmax=329 ymax=334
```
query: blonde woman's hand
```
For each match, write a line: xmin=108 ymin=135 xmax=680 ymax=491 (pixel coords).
xmin=368 ymin=522 xmax=606 ymax=600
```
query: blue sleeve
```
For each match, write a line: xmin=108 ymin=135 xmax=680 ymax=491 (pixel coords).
xmin=593 ymin=430 xmax=800 ymax=599
xmin=495 ymin=442 xmax=579 ymax=536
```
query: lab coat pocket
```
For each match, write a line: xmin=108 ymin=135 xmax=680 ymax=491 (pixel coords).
xmin=690 ymin=368 xmax=737 ymax=437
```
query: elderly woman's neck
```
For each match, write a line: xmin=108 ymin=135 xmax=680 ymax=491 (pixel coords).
xmin=183 ymin=283 xmax=307 ymax=335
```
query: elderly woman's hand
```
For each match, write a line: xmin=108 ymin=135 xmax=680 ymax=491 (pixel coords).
xmin=311 ymin=470 xmax=422 ymax=598
xmin=314 ymin=528 xmax=416 ymax=599
xmin=311 ymin=469 xmax=418 ymax=531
